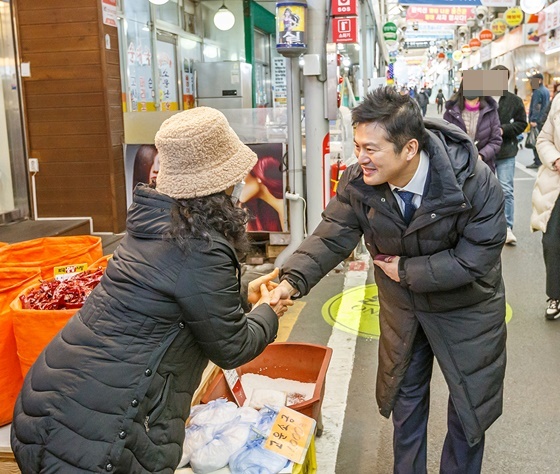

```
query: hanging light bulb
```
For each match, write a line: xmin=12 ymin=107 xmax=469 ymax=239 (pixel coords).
xmin=149 ymin=0 xmax=170 ymax=5
xmin=214 ymin=2 xmax=235 ymax=31
xmin=520 ymin=0 xmax=546 ymax=15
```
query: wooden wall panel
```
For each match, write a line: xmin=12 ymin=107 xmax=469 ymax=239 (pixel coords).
xmin=16 ymin=0 xmax=126 ymax=232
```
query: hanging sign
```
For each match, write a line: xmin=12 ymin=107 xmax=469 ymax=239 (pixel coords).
xmin=401 ymin=0 xmax=481 ymax=5
xmin=406 ymin=6 xmax=475 ymax=24
xmin=491 ymin=18 xmax=508 ymax=37
xmin=333 ymin=17 xmax=358 ymax=43
xmin=382 ymin=22 xmax=398 ymax=44
xmin=469 ymin=37 xmax=482 ymax=51
xmin=481 ymin=0 xmax=515 ymax=6
xmin=504 ymin=7 xmax=523 ymax=27
xmin=331 ymin=0 xmax=357 ymax=17
xmin=479 ymin=29 xmax=493 ymax=44
xmin=461 ymin=44 xmax=472 ymax=56
xmin=452 ymin=50 xmax=464 ymax=62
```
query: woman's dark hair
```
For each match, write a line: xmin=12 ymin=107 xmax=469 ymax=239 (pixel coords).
xmin=449 ymin=80 xmax=488 ymax=111
xmin=166 ymin=190 xmax=251 ymax=256
xmin=352 ymin=86 xmax=426 ymax=153
xmin=133 ymin=145 xmax=158 ymax=188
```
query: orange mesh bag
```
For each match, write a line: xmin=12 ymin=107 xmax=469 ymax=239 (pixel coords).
xmin=0 ymin=267 xmax=41 ymax=426
xmin=11 ymin=255 xmax=111 ymax=378
xmin=0 ymin=236 xmax=103 ymax=279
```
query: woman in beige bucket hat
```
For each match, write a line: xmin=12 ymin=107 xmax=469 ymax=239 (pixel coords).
xmin=11 ymin=107 xmax=292 ymax=474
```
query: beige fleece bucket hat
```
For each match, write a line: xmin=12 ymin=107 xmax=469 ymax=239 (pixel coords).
xmin=155 ymin=107 xmax=257 ymax=199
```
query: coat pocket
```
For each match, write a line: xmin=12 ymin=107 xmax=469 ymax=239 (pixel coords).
xmin=144 ymin=373 xmax=172 ymax=432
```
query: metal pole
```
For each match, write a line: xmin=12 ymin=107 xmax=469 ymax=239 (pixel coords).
xmin=275 ymin=57 xmax=305 ymax=268
xmin=360 ymin=0 xmax=369 ymax=100
xmin=302 ymin=0 xmax=329 ymax=234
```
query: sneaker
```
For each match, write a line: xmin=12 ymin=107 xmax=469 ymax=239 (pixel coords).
xmin=546 ymin=299 xmax=560 ymax=320
xmin=506 ymin=228 xmax=517 ymax=245
xmin=526 ymin=163 xmax=540 ymax=169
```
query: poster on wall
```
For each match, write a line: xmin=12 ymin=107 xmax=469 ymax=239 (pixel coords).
xmin=242 ymin=143 xmax=287 ymax=232
xmin=125 ymin=25 xmax=155 ymax=112
xmin=272 ymin=57 xmax=287 ymax=107
xmin=102 ymin=0 xmax=117 ymax=27
xmin=124 ymin=144 xmax=159 ymax=208
xmin=157 ymin=40 xmax=179 ymax=111
xmin=182 ymin=58 xmax=195 ymax=110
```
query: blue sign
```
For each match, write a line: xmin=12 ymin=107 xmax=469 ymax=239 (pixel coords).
xmin=401 ymin=0 xmax=481 ymax=5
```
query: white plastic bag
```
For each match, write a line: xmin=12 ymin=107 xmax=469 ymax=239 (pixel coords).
xmin=190 ymin=419 xmax=252 ymax=474
xmin=189 ymin=398 xmax=238 ymax=426
xmin=177 ymin=424 xmax=215 ymax=468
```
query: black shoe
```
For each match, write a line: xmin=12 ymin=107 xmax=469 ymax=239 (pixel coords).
xmin=526 ymin=163 xmax=540 ymax=169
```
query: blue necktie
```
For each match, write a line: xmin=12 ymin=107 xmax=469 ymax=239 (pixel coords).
xmin=396 ymin=190 xmax=416 ymax=224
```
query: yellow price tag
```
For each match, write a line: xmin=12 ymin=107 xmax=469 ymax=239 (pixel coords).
xmin=264 ymin=406 xmax=316 ymax=464
xmin=53 ymin=263 xmax=88 ymax=281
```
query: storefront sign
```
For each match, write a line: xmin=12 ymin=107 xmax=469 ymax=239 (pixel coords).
xmin=491 ymin=18 xmax=508 ymax=37
xmin=406 ymin=6 xmax=476 ymax=25
xmin=539 ymin=2 xmax=560 ymax=36
xmin=401 ymin=0 xmax=481 ymax=5
xmin=101 ymin=0 xmax=117 ymax=27
xmin=469 ymin=37 xmax=482 ymax=51
xmin=452 ymin=50 xmax=464 ymax=62
xmin=333 ymin=17 xmax=358 ymax=43
xmin=382 ymin=22 xmax=398 ymax=44
xmin=481 ymin=0 xmax=515 ymax=6
xmin=331 ymin=0 xmax=357 ymax=17
xmin=504 ymin=7 xmax=523 ymax=27
xmin=479 ymin=29 xmax=493 ymax=44
xmin=461 ymin=44 xmax=472 ymax=56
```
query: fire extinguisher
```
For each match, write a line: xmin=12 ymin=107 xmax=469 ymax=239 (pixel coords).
xmin=330 ymin=159 xmax=346 ymax=198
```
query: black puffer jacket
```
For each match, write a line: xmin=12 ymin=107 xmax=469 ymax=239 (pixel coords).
xmin=281 ymin=119 xmax=507 ymax=446
xmin=495 ymin=91 xmax=528 ymax=160
xmin=11 ymin=185 xmax=278 ymax=473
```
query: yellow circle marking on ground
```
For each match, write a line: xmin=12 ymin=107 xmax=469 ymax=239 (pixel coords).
xmin=322 ymin=284 xmax=513 ymax=339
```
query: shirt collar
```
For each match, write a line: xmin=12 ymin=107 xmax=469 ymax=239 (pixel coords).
xmin=389 ymin=149 xmax=429 ymax=196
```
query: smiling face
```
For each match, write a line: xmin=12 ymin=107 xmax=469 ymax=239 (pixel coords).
xmin=354 ymin=122 xmax=419 ymax=188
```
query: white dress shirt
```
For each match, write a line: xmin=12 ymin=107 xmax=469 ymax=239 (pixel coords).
xmin=389 ymin=149 xmax=429 ymax=215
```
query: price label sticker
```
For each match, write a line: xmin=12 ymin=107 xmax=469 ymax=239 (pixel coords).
xmin=264 ymin=406 xmax=316 ymax=464
xmin=223 ymin=369 xmax=247 ymax=407
xmin=53 ymin=263 xmax=89 ymax=281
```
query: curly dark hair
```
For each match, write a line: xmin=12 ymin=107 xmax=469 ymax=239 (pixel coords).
xmin=168 ymin=191 xmax=251 ymax=256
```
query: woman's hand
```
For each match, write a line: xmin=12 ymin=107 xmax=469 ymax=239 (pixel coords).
xmin=254 ymin=284 xmax=293 ymax=318
xmin=248 ymin=268 xmax=280 ymax=304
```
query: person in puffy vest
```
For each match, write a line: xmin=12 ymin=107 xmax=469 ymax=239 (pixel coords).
xmin=11 ymin=107 xmax=292 ymax=474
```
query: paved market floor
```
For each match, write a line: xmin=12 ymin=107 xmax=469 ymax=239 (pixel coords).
xmin=285 ymin=104 xmax=560 ymax=473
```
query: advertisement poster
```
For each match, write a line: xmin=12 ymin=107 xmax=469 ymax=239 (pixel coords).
xmin=242 ymin=143 xmax=287 ymax=232
xmin=277 ymin=5 xmax=306 ymax=47
xmin=157 ymin=40 xmax=179 ymax=111
xmin=102 ymin=0 xmax=117 ymax=27
xmin=406 ymin=6 xmax=476 ymax=24
xmin=125 ymin=26 xmax=155 ymax=112
xmin=124 ymin=144 xmax=159 ymax=208
xmin=182 ymin=58 xmax=195 ymax=110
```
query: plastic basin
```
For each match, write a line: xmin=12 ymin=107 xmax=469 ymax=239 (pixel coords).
xmin=201 ymin=342 xmax=332 ymax=424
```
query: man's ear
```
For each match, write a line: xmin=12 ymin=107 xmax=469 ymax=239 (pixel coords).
xmin=405 ymin=139 xmax=419 ymax=161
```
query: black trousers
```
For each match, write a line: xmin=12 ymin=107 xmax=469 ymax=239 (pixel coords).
xmin=533 ymin=124 xmax=543 ymax=165
xmin=543 ymin=193 xmax=560 ymax=299
xmin=392 ymin=325 xmax=485 ymax=474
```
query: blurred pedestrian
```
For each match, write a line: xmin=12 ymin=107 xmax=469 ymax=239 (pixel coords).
xmin=436 ymin=89 xmax=446 ymax=114
xmin=491 ymin=65 xmax=528 ymax=246
xmin=527 ymin=73 xmax=550 ymax=169
xmin=272 ymin=86 xmax=507 ymax=474
xmin=443 ymin=79 xmax=502 ymax=173
xmin=532 ymin=94 xmax=560 ymax=320
xmin=416 ymin=87 xmax=429 ymax=117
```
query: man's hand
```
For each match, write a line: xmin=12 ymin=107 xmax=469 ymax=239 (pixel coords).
xmin=254 ymin=284 xmax=293 ymax=318
xmin=270 ymin=279 xmax=297 ymax=306
xmin=373 ymin=256 xmax=401 ymax=282
xmin=248 ymin=268 xmax=280 ymax=304
xmin=530 ymin=121 xmax=537 ymax=127
xmin=554 ymin=158 xmax=560 ymax=173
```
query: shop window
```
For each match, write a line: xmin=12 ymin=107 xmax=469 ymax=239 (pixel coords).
xmin=155 ymin=0 xmax=182 ymax=28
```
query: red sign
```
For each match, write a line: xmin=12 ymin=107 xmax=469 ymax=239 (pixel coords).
xmin=479 ymin=29 xmax=493 ymax=44
xmin=469 ymin=38 xmax=482 ymax=51
xmin=333 ymin=17 xmax=358 ymax=43
xmin=406 ymin=6 xmax=475 ymax=24
xmin=331 ymin=0 xmax=357 ymax=17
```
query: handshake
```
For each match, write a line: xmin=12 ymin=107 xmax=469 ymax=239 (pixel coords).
xmin=247 ymin=268 xmax=297 ymax=318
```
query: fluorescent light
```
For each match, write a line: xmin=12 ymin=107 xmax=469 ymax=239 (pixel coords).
xmin=149 ymin=0 xmax=170 ymax=5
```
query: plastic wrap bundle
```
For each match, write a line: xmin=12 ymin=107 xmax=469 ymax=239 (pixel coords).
xmin=229 ymin=406 xmax=290 ymax=474
xmin=178 ymin=399 xmax=261 ymax=472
